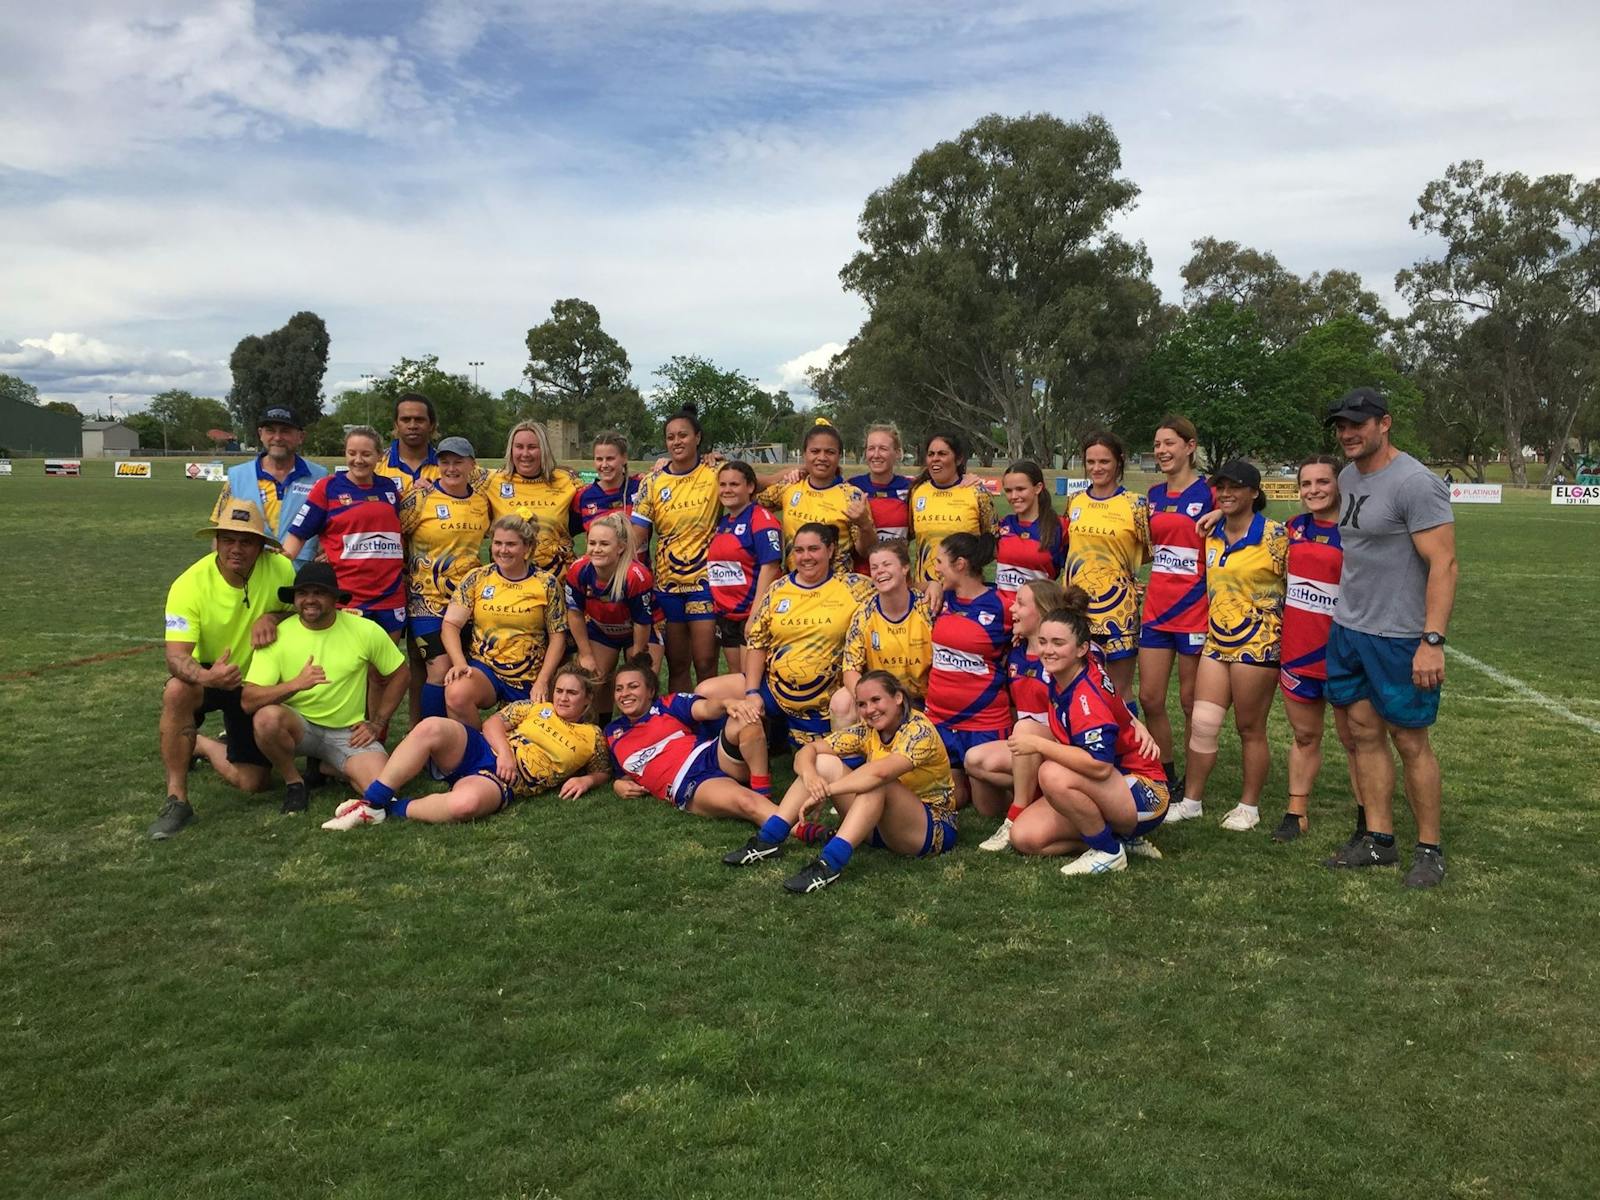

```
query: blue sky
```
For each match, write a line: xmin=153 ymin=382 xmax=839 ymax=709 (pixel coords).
xmin=3 ymin=0 xmax=1597 ymax=413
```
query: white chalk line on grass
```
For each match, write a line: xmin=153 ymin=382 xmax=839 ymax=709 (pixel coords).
xmin=36 ymin=632 xmax=159 ymax=642
xmin=1446 ymin=646 xmax=1600 ymax=736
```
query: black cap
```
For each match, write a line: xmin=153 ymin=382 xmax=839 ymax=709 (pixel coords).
xmin=278 ymin=561 xmax=352 ymax=605
xmin=259 ymin=406 xmax=303 ymax=429
xmin=1324 ymin=387 xmax=1388 ymax=426
xmin=1211 ymin=459 xmax=1261 ymax=491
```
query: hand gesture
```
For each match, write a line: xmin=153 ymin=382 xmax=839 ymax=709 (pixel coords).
xmin=292 ymin=655 xmax=328 ymax=691
xmin=845 ymin=494 xmax=869 ymax=524
xmin=206 ymin=647 xmax=242 ymax=690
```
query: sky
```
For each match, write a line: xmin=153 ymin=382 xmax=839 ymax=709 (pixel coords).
xmin=2 ymin=0 xmax=1597 ymax=415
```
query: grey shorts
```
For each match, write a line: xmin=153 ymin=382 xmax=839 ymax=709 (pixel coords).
xmin=292 ymin=720 xmax=387 ymax=772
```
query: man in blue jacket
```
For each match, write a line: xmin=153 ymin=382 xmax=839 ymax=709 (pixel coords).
xmin=210 ymin=407 xmax=328 ymax=566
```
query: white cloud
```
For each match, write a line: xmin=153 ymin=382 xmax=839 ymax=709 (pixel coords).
xmin=0 ymin=333 xmax=227 ymax=404
xmin=774 ymin=342 xmax=845 ymax=393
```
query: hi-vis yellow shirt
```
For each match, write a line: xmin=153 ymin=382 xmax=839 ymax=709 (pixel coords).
xmin=494 ymin=701 xmax=609 ymax=794
xmin=1065 ymin=487 xmax=1151 ymax=655
xmin=908 ymin=479 xmax=997 ymax=582
xmin=631 ymin=463 xmax=720 ymax=590
xmin=758 ymin=476 xmax=865 ymax=576
xmin=1203 ymin=513 xmax=1289 ymax=664
xmin=453 ymin=564 xmax=565 ymax=687
xmin=841 ymin=591 xmax=935 ymax=698
xmin=824 ymin=711 xmax=955 ymax=821
xmin=747 ymin=572 xmax=875 ymax=716
xmin=399 ymin=479 xmax=491 ymax=621
xmin=486 ymin=467 xmax=582 ymax=572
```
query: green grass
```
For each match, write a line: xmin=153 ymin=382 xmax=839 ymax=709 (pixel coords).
xmin=3 ymin=458 xmax=1598 ymax=1199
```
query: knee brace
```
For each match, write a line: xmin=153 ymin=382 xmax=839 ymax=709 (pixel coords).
xmin=1189 ymin=700 xmax=1226 ymax=754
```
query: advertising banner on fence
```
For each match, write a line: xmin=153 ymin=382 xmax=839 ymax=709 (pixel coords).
xmin=114 ymin=461 xmax=153 ymax=479
xmin=0 ymin=459 xmax=12 ymax=476
xmin=1261 ymin=481 xmax=1300 ymax=501
xmin=1053 ymin=477 xmax=1089 ymax=497
xmin=1551 ymin=484 xmax=1600 ymax=506
xmin=45 ymin=459 xmax=81 ymax=476
xmin=1449 ymin=483 xmax=1502 ymax=504
xmin=185 ymin=461 xmax=227 ymax=482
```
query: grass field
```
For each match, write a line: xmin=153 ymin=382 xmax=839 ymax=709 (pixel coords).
xmin=3 ymin=457 xmax=1597 ymax=1199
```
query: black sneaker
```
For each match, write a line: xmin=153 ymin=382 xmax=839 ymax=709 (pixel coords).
xmin=722 ymin=835 xmax=785 ymax=867
xmin=1403 ymin=845 xmax=1446 ymax=889
xmin=148 ymin=797 xmax=195 ymax=840
xmin=783 ymin=858 xmax=842 ymax=894
xmin=1271 ymin=813 xmax=1306 ymax=843
xmin=281 ymin=781 xmax=310 ymax=815
xmin=1323 ymin=834 xmax=1398 ymax=869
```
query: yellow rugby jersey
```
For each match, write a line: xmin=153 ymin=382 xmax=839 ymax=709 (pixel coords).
xmin=757 ymin=477 xmax=865 ymax=576
xmin=1065 ymin=488 xmax=1151 ymax=650
xmin=495 ymin=701 xmax=609 ymax=794
xmin=825 ymin=711 xmax=955 ymax=821
xmin=399 ymin=480 xmax=491 ymax=621
xmin=374 ymin=441 xmax=441 ymax=495
xmin=454 ymin=564 xmax=565 ymax=686
xmin=631 ymin=463 xmax=720 ymax=590
xmin=841 ymin=591 xmax=935 ymax=698
xmin=486 ymin=467 xmax=582 ymax=572
xmin=748 ymin=572 xmax=875 ymax=715
xmin=908 ymin=479 xmax=997 ymax=582
xmin=1203 ymin=514 xmax=1289 ymax=664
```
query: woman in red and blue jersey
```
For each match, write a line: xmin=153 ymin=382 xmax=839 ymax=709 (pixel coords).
xmin=1007 ymin=605 xmax=1170 ymax=877
xmin=848 ymin=423 xmax=913 ymax=573
xmin=1273 ymin=455 xmax=1349 ymax=843
xmin=707 ymin=460 xmax=784 ymax=675
xmin=1137 ymin=416 xmax=1215 ymax=796
xmin=565 ymin=513 xmax=654 ymax=722
xmin=995 ymin=460 xmax=1069 ymax=622
xmin=281 ymin=425 xmax=407 ymax=637
xmin=573 ymin=431 xmax=643 ymax=537
xmin=925 ymin=532 xmax=1011 ymax=815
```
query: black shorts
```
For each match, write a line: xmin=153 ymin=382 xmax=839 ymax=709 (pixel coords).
xmin=194 ymin=684 xmax=270 ymax=767
xmin=411 ymin=629 xmax=446 ymax=661
xmin=715 ymin=615 xmax=747 ymax=648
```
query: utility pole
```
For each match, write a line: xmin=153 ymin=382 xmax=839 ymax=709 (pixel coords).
xmin=468 ymin=360 xmax=484 ymax=391
xmin=360 ymin=373 xmax=376 ymax=428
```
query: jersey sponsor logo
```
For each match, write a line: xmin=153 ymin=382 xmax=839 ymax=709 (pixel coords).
xmin=1079 ymin=726 xmax=1106 ymax=752
xmin=932 ymin=645 xmax=989 ymax=675
xmin=1151 ymin=545 xmax=1200 ymax=576
xmin=500 ymin=483 xmax=515 ymax=498
xmin=776 ymin=598 xmax=791 ymax=613
xmin=915 ymin=496 xmax=927 ymax=511
xmin=876 ymin=525 xmax=906 ymax=541
xmin=1079 ymin=693 xmax=1092 ymax=716
xmin=764 ymin=530 xmax=781 ymax=552
xmin=164 ymin=614 xmax=190 ymax=631
xmin=482 ymin=585 xmax=496 ymax=598
xmin=539 ymin=707 xmax=554 ymax=719
xmin=707 ymin=561 xmax=749 ymax=587
xmin=660 ymin=486 xmax=673 ymax=501
xmin=621 ymin=730 xmax=689 ymax=776
xmin=338 ymin=493 xmax=354 ymax=506
xmin=435 ymin=504 xmax=451 ymax=519
xmin=977 ymin=611 xmax=995 ymax=626
xmin=734 ymin=523 xmax=746 ymax=535
xmin=1285 ymin=573 xmax=1339 ymax=614
xmin=1206 ymin=548 xmax=1218 ymax=567
xmin=870 ymin=631 xmax=881 ymax=650
xmin=789 ymin=493 xmax=801 ymax=507
xmin=1186 ymin=501 xmax=1204 ymax=517
xmin=994 ymin=563 xmax=1045 ymax=591
xmin=343 ymin=531 xmax=403 ymax=559
xmin=1340 ymin=494 xmax=1368 ymax=528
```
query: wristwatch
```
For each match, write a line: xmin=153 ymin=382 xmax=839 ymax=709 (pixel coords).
xmin=1422 ymin=632 xmax=1446 ymax=647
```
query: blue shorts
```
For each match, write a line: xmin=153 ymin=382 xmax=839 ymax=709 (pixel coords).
xmin=1138 ymin=626 xmax=1206 ymax=656
xmin=655 ymin=585 xmax=716 ymax=623
xmin=469 ymin=659 xmax=531 ymax=705
xmin=1128 ymin=775 xmax=1170 ymax=838
xmin=1278 ymin=667 xmax=1326 ymax=704
xmin=441 ymin=724 xmax=516 ymax=812
xmin=410 ymin=613 xmax=444 ymax=638
xmin=937 ymin=725 xmax=1003 ymax=768
xmin=870 ymin=804 xmax=958 ymax=857
xmin=1325 ymin=625 xmax=1441 ymax=729
xmin=358 ymin=604 xmax=408 ymax=635
xmin=584 ymin=620 xmax=636 ymax=651
xmin=670 ymin=739 xmax=727 ymax=810
xmin=758 ymin=680 xmax=829 ymax=749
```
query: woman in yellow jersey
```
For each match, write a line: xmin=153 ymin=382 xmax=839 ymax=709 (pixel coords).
xmin=321 ymin=666 xmax=610 ymax=828
xmin=757 ymin=419 xmax=875 ymax=574
xmin=1064 ymin=430 xmax=1150 ymax=703
xmin=832 ymin=538 xmax=934 ymax=726
xmin=720 ymin=671 xmax=957 ymax=893
xmin=399 ymin=436 xmax=491 ymax=721
xmin=906 ymin=429 xmax=997 ymax=597
xmin=1166 ymin=460 xmax=1288 ymax=833
xmin=487 ymin=420 xmax=583 ymax=574
xmin=631 ymin=404 xmax=722 ymax=691
xmin=440 ymin=515 xmax=568 ymax=723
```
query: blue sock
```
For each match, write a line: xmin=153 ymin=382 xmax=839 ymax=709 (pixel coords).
xmin=363 ymin=780 xmax=396 ymax=809
xmin=1083 ymin=825 xmax=1122 ymax=855
xmin=420 ymin=683 xmax=447 ymax=719
xmin=389 ymin=797 xmax=411 ymax=820
xmin=759 ymin=815 xmax=792 ymax=845
xmin=1124 ymin=697 xmax=1140 ymax=719
xmin=819 ymin=835 xmax=854 ymax=873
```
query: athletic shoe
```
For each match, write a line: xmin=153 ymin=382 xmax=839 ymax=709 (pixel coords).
xmin=792 ymin=821 xmax=834 ymax=846
xmin=1123 ymin=836 xmax=1162 ymax=860
xmin=1323 ymin=834 xmax=1399 ymax=869
xmin=280 ymin=780 xmax=309 ymax=816
xmin=320 ymin=798 xmax=386 ymax=831
xmin=1060 ymin=845 xmax=1127 ymax=876
xmin=783 ymin=858 xmax=842 ymax=894
xmin=722 ymin=835 xmax=785 ymax=867
xmin=1271 ymin=813 xmax=1306 ymax=843
xmin=979 ymin=818 xmax=1014 ymax=852
xmin=1219 ymin=803 xmax=1260 ymax=832
xmin=148 ymin=797 xmax=195 ymax=840
xmin=1165 ymin=797 xmax=1204 ymax=823
xmin=1403 ymin=845 xmax=1446 ymax=889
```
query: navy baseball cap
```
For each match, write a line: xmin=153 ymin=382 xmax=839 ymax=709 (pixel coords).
xmin=259 ymin=406 xmax=303 ymax=429
xmin=1324 ymin=387 xmax=1388 ymax=426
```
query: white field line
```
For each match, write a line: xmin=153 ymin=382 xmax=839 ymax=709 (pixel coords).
xmin=1446 ymin=647 xmax=1600 ymax=736
xmin=36 ymin=632 xmax=160 ymax=642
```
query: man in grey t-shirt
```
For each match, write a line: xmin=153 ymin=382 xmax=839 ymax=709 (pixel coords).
xmin=1322 ymin=388 xmax=1458 ymax=888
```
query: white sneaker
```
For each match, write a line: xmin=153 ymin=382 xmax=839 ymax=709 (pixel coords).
xmin=979 ymin=818 xmax=1014 ymax=852
xmin=1060 ymin=845 xmax=1127 ymax=876
xmin=1219 ymin=803 xmax=1261 ymax=832
xmin=321 ymin=798 xmax=386 ymax=831
xmin=1165 ymin=797 xmax=1204 ymax=823
xmin=1124 ymin=836 xmax=1162 ymax=860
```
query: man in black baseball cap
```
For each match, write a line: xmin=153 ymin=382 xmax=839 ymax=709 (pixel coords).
xmin=1323 ymin=386 xmax=1389 ymax=426
xmin=210 ymin=405 xmax=328 ymax=566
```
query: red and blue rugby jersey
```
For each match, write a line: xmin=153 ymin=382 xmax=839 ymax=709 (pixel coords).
xmin=288 ymin=472 xmax=406 ymax=614
xmin=1143 ymin=478 xmax=1214 ymax=634
xmin=995 ymin=513 xmax=1069 ymax=618
xmin=848 ymin=472 xmax=912 ymax=572
xmin=1006 ymin=642 xmax=1051 ymax=722
xmin=925 ymin=587 xmax=1011 ymax=731
xmin=565 ymin=557 xmax=655 ymax=644
xmin=706 ymin=503 xmax=784 ymax=620
xmin=1047 ymin=665 xmax=1163 ymax=779
xmin=1281 ymin=513 xmax=1343 ymax=680
xmin=573 ymin=476 xmax=642 ymax=533
xmin=604 ymin=693 xmax=707 ymax=802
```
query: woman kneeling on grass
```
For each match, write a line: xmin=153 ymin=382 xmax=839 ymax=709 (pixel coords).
xmin=721 ymin=671 xmax=956 ymax=894
xmin=1006 ymin=607 xmax=1170 ymax=877
xmin=321 ymin=665 xmax=610 ymax=828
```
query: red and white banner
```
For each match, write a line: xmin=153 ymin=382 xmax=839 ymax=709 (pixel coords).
xmin=1448 ymin=483 xmax=1502 ymax=504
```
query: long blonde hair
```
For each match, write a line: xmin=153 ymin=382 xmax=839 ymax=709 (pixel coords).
xmin=587 ymin=512 xmax=638 ymax=602
xmin=503 ymin=419 xmax=557 ymax=484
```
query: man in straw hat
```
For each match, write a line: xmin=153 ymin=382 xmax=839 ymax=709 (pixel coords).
xmin=151 ymin=499 xmax=297 ymax=840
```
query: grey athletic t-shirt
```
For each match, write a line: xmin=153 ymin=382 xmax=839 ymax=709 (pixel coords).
xmin=1334 ymin=451 xmax=1453 ymax=638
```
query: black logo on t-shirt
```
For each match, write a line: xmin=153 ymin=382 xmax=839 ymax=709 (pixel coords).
xmin=1340 ymin=494 xmax=1367 ymax=529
